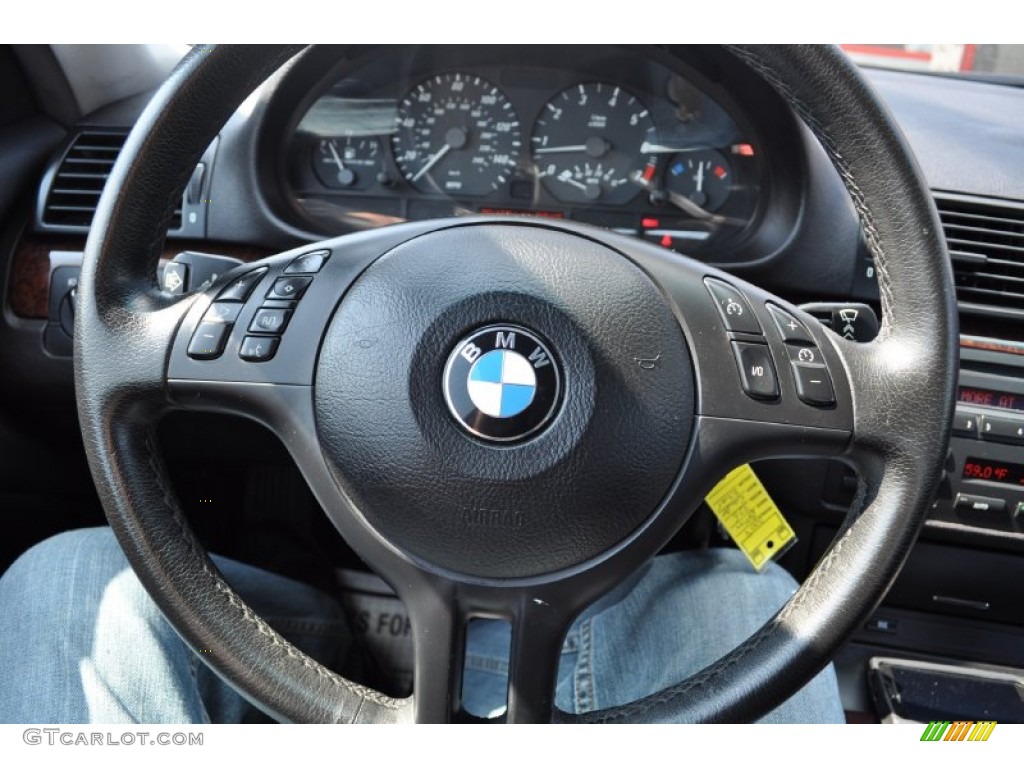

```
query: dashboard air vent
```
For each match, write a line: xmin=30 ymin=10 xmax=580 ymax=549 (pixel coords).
xmin=938 ymin=194 xmax=1024 ymax=318
xmin=41 ymin=130 xmax=184 ymax=231
xmin=42 ymin=131 xmax=128 ymax=228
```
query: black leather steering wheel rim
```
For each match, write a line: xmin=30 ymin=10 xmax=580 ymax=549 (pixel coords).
xmin=74 ymin=44 xmax=957 ymax=723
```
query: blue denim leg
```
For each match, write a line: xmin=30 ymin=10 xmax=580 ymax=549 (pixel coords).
xmin=464 ymin=549 xmax=845 ymax=723
xmin=1 ymin=529 xmax=844 ymax=723
xmin=0 ymin=528 xmax=350 ymax=724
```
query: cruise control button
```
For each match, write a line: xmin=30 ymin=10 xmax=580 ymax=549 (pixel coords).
xmin=786 ymin=344 xmax=822 ymax=365
xmin=202 ymin=302 xmax=242 ymax=324
xmin=249 ymin=308 xmax=292 ymax=334
xmin=187 ymin=322 xmax=231 ymax=360
xmin=731 ymin=342 xmax=779 ymax=400
xmin=766 ymin=304 xmax=815 ymax=345
xmin=954 ymin=493 xmax=1006 ymax=515
xmin=979 ymin=415 xmax=1024 ymax=445
xmin=285 ymin=249 xmax=330 ymax=274
xmin=705 ymin=278 xmax=762 ymax=335
xmin=267 ymin=275 xmax=312 ymax=300
xmin=790 ymin=363 xmax=835 ymax=406
xmin=952 ymin=409 xmax=979 ymax=438
xmin=239 ymin=335 xmax=280 ymax=362
xmin=217 ymin=267 xmax=268 ymax=302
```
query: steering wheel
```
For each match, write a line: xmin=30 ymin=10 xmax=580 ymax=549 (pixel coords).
xmin=74 ymin=45 xmax=956 ymax=723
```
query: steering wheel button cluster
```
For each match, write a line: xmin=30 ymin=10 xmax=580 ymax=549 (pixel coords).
xmin=284 ymin=249 xmax=330 ymax=274
xmin=249 ymin=308 xmax=292 ymax=335
xmin=766 ymin=303 xmax=814 ymax=345
xmin=790 ymin=362 xmax=835 ymax=406
xmin=731 ymin=341 xmax=779 ymax=400
xmin=267 ymin=275 xmax=312 ymax=300
xmin=704 ymin=278 xmax=762 ymax=335
xmin=186 ymin=321 xmax=231 ymax=360
xmin=217 ymin=267 xmax=268 ymax=301
xmin=239 ymin=335 xmax=280 ymax=362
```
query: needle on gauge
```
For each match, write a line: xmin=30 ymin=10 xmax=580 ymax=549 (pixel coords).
xmin=534 ymin=137 xmax=611 ymax=157
xmin=411 ymin=143 xmax=452 ymax=183
xmin=326 ymin=141 xmax=355 ymax=187
xmin=313 ymin=137 xmax=381 ymax=190
xmin=633 ymin=156 xmax=745 ymax=226
xmin=633 ymin=172 xmax=716 ymax=219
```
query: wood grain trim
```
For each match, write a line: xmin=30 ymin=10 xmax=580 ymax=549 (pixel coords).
xmin=8 ymin=234 xmax=272 ymax=319
xmin=9 ymin=235 xmax=61 ymax=318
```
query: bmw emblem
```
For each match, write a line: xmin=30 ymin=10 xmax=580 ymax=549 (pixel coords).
xmin=443 ymin=325 xmax=562 ymax=442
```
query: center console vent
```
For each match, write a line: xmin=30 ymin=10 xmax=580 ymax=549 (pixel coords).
xmin=938 ymin=192 xmax=1024 ymax=321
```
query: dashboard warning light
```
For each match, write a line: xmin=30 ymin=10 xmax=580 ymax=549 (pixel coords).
xmin=733 ymin=143 xmax=756 ymax=156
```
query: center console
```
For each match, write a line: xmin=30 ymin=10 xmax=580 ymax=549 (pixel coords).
xmin=935 ymin=341 xmax=1024 ymax=539
xmin=828 ymin=336 xmax=1024 ymax=723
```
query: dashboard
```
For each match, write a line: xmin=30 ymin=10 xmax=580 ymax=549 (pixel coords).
xmin=270 ymin=46 xmax=803 ymax=263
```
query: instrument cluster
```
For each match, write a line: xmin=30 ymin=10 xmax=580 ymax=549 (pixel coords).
xmin=282 ymin=46 xmax=772 ymax=256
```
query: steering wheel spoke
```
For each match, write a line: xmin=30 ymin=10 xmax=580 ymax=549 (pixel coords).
xmin=401 ymin=578 xmax=578 ymax=724
xmin=504 ymin=596 xmax=574 ymax=724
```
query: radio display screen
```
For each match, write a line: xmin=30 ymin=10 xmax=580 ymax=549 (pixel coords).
xmin=963 ymin=457 xmax=1024 ymax=486
xmin=958 ymin=386 xmax=1024 ymax=412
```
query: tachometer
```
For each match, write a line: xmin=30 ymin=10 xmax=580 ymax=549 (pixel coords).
xmin=531 ymin=83 xmax=655 ymax=205
xmin=392 ymin=73 xmax=521 ymax=197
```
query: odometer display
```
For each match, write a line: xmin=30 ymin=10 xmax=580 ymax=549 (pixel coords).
xmin=962 ymin=456 xmax=1024 ymax=485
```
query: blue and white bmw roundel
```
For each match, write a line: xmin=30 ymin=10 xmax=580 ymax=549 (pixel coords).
xmin=466 ymin=350 xmax=537 ymax=418
xmin=443 ymin=325 xmax=562 ymax=443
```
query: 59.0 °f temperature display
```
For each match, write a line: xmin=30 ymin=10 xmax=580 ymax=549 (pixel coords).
xmin=962 ymin=457 xmax=1024 ymax=486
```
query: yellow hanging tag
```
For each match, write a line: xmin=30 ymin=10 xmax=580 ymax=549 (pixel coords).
xmin=704 ymin=464 xmax=796 ymax=571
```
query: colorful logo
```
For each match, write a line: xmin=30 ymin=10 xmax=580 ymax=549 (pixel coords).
xmin=466 ymin=349 xmax=538 ymax=418
xmin=443 ymin=325 xmax=561 ymax=443
xmin=920 ymin=721 xmax=997 ymax=742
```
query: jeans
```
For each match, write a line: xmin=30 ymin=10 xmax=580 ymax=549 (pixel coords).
xmin=0 ymin=528 xmax=844 ymax=723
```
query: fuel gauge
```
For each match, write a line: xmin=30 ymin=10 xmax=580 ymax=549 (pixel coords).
xmin=665 ymin=149 xmax=732 ymax=213
xmin=313 ymin=136 xmax=382 ymax=190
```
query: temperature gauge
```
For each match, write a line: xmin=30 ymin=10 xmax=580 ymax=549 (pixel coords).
xmin=312 ymin=136 xmax=382 ymax=190
xmin=664 ymin=149 xmax=732 ymax=213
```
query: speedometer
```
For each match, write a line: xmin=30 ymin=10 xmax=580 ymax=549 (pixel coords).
xmin=531 ymin=82 xmax=655 ymax=205
xmin=392 ymin=73 xmax=521 ymax=197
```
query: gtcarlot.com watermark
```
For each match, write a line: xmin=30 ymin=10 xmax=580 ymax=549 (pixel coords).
xmin=23 ymin=728 xmax=203 ymax=746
